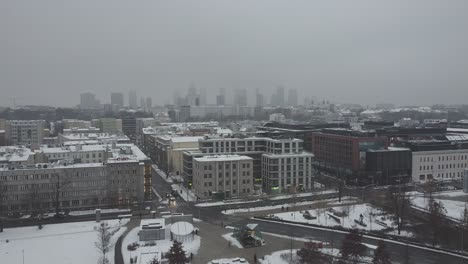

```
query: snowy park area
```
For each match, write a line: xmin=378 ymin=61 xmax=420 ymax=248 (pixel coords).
xmin=122 ymin=225 xmax=200 ymax=264
xmin=222 ymin=197 xmax=359 ymax=215
xmin=259 ymin=248 xmax=373 ymax=264
xmin=0 ymin=219 xmax=128 ymax=264
xmin=410 ymin=191 xmax=468 ymax=222
xmin=269 ymin=203 xmax=396 ymax=232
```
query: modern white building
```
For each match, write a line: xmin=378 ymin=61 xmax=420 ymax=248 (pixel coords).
xmin=412 ymin=149 xmax=468 ymax=182
xmin=192 ymin=155 xmax=254 ymax=199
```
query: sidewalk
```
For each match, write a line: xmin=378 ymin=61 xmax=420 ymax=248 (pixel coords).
xmin=114 ymin=218 xmax=141 ymax=264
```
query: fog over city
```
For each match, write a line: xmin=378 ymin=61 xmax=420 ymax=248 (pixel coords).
xmin=1 ymin=0 xmax=468 ymax=107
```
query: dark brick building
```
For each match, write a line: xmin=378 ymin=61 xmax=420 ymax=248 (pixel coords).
xmin=309 ymin=129 xmax=388 ymax=183
xmin=365 ymin=148 xmax=412 ymax=185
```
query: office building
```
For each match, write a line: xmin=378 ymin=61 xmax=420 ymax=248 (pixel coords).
xmin=129 ymin=90 xmax=138 ymax=109
xmin=99 ymin=118 xmax=123 ymax=134
xmin=406 ymin=140 xmax=468 ymax=183
xmin=192 ymin=155 xmax=254 ymax=199
xmin=146 ymin=97 xmax=152 ymax=110
xmin=309 ymin=128 xmax=388 ymax=183
xmin=111 ymin=92 xmax=124 ymax=109
xmin=0 ymin=143 xmax=152 ymax=214
xmin=287 ymin=89 xmax=298 ymax=106
xmin=234 ymin=88 xmax=248 ymax=106
xmin=80 ymin=92 xmax=100 ymax=109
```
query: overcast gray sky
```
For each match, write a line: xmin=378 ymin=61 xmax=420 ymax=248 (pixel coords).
xmin=1 ymin=0 xmax=467 ymax=107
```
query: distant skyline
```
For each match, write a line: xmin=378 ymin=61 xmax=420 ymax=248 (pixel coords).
xmin=1 ymin=0 xmax=468 ymax=107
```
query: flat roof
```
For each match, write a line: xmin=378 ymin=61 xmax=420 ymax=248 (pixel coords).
xmin=262 ymin=152 xmax=314 ymax=158
xmin=194 ymin=155 xmax=253 ymax=162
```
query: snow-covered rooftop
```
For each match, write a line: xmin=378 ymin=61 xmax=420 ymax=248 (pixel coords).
xmin=0 ymin=146 xmax=35 ymax=163
xmin=194 ymin=155 xmax=253 ymax=162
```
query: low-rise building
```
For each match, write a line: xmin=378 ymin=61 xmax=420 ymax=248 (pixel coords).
xmin=151 ymin=135 xmax=202 ymax=176
xmin=407 ymin=140 xmax=468 ymax=183
xmin=0 ymin=143 xmax=152 ymax=214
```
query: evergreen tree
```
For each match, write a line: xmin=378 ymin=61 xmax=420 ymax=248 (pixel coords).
xmin=373 ymin=240 xmax=391 ymax=264
xmin=167 ymin=240 xmax=189 ymax=264
xmin=296 ymin=242 xmax=329 ymax=264
xmin=340 ymin=229 xmax=366 ymax=264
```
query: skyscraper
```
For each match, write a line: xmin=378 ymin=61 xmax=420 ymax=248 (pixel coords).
xmin=277 ymin=86 xmax=285 ymax=107
xmin=216 ymin=88 xmax=226 ymax=106
xmin=270 ymin=86 xmax=285 ymax=107
xmin=255 ymin=89 xmax=264 ymax=107
xmin=287 ymin=89 xmax=298 ymax=106
xmin=111 ymin=92 xmax=124 ymax=109
xmin=80 ymin=92 xmax=100 ymax=109
xmin=146 ymin=97 xmax=152 ymax=110
xmin=129 ymin=90 xmax=137 ymax=109
xmin=234 ymin=88 xmax=248 ymax=106
xmin=199 ymin=87 xmax=207 ymax=106
xmin=186 ymin=84 xmax=200 ymax=106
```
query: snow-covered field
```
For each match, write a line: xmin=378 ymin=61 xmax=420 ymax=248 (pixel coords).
xmin=259 ymin=247 xmax=373 ymax=264
xmin=0 ymin=219 xmax=128 ymax=264
xmin=221 ymin=233 xmax=243 ymax=248
xmin=270 ymin=203 xmax=395 ymax=232
xmin=411 ymin=195 xmax=466 ymax=222
xmin=222 ymin=197 xmax=359 ymax=215
xmin=122 ymin=226 xmax=201 ymax=264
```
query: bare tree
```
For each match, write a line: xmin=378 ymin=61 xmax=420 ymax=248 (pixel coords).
xmin=428 ymin=198 xmax=447 ymax=246
xmin=315 ymin=200 xmax=328 ymax=224
xmin=389 ymin=186 xmax=410 ymax=235
xmin=0 ymin=180 xmax=6 ymax=232
xmin=95 ymin=222 xmax=112 ymax=264
xmin=50 ymin=172 xmax=72 ymax=215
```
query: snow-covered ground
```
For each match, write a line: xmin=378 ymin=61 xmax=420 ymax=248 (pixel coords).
xmin=69 ymin=208 xmax=131 ymax=216
xmin=171 ymin=183 xmax=197 ymax=202
xmin=122 ymin=226 xmax=201 ymax=264
xmin=196 ymin=199 xmax=261 ymax=208
xmin=208 ymin=257 xmax=249 ymax=264
xmin=259 ymin=247 xmax=373 ymax=264
xmin=271 ymin=203 xmax=396 ymax=232
xmin=0 ymin=219 xmax=128 ymax=264
xmin=411 ymin=195 xmax=466 ymax=222
xmin=221 ymin=233 xmax=243 ymax=248
xmin=222 ymin=197 xmax=359 ymax=215
xmin=269 ymin=190 xmax=337 ymax=201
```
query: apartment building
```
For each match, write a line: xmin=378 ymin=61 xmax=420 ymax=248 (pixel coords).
xmin=192 ymin=155 xmax=253 ymax=199
xmin=262 ymin=138 xmax=314 ymax=193
xmin=5 ymin=120 xmax=46 ymax=148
